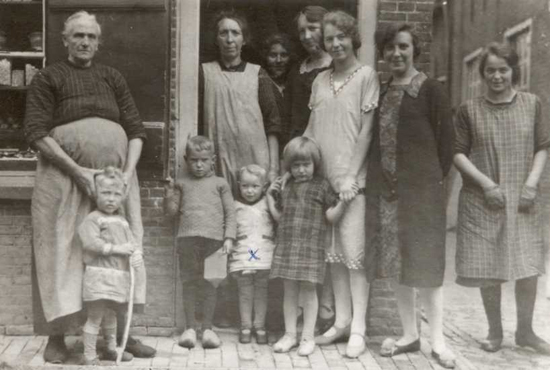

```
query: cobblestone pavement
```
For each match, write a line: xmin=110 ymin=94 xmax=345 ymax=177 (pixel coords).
xmin=1 ymin=231 xmax=549 ymax=369
xmin=440 ymin=231 xmax=550 ymax=370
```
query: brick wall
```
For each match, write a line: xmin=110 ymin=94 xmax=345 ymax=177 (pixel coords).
xmin=376 ymin=0 xmax=435 ymax=81
xmin=0 ymin=200 xmax=33 ymax=335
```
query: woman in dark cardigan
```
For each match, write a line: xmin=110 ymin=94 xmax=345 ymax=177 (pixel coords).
xmin=367 ymin=23 xmax=455 ymax=368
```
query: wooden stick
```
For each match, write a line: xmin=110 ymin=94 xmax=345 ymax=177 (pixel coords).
xmin=117 ymin=260 xmax=135 ymax=365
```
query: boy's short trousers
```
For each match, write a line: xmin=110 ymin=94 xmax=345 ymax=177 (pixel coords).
xmin=177 ymin=237 xmax=223 ymax=284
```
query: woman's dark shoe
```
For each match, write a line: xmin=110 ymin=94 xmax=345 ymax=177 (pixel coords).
xmin=380 ymin=337 xmax=421 ymax=357
xmin=43 ymin=335 xmax=69 ymax=364
xmin=316 ymin=305 xmax=335 ymax=335
xmin=254 ymin=328 xmax=268 ymax=345
xmin=239 ymin=328 xmax=252 ymax=344
xmin=480 ymin=336 xmax=503 ymax=352
xmin=515 ymin=332 xmax=550 ymax=355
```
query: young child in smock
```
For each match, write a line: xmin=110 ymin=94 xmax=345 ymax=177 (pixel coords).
xmin=164 ymin=135 xmax=236 ymax=350
xmin=268 ymin=137 xmax=347 ymax=356
xmin=228 ymin=164 xmax=276 ymax=345
xmin=78 ymin=166 xmax=146 ymax=365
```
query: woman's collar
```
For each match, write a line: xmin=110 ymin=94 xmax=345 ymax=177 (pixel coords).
xmin=380 ymin=71 xmax=427 ymax=98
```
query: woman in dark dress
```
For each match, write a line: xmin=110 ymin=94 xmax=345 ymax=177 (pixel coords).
xmin=283 ymin=5 xmax=332 ymax=143
xmin=368 ymin=23 xmax=455 ymax=368
xmin=261 ymin=33 xmax=294 ymax=152
xmin=454 ymin=42 xmax=550 ymax=355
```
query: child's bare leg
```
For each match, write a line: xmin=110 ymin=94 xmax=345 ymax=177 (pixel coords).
xmin=283 ymin=279 xmax=300 ymax=336
xmin=273 ymin=279 xmax=300 ymax=352
xmin=300 ymin=282 xmax=318 ymax=340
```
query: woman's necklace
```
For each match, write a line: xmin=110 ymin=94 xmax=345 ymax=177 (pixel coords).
xmin=330 ymin=63 xmax=364 ymax=96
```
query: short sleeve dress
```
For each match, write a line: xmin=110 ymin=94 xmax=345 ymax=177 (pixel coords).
xmin=304 ymin=65 xmax=379 ymax=271
xmin=270 ymin=177 xmax=337 ymax=284
xmin=454 ymin=92 xmax=550 ymax=286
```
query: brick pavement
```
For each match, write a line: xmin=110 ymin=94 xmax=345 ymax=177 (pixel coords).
xmin=1 ymin=231 xmax=550 ymax=369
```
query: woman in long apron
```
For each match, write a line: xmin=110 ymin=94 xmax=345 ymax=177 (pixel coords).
xmin=24 ymin=11 xmax=152 ymax=363
xmin=200 ymin=10 xmax=281 ymax=193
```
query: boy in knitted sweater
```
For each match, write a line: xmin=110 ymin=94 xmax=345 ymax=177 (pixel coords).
xmin=164 ymin=136 xmax=236 ymax=349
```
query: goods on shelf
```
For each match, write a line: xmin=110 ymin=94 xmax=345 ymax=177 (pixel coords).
xmin=0 ymin=58 xmax=11 ymax=85
xmin=25 ymin=63 xmax=38 ymax=85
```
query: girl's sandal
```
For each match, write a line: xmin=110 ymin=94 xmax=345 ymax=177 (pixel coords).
xmin=273 ymin=333 xmax=298 ymax=353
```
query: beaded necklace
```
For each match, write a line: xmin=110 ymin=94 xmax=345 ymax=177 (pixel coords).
xmin=330 ymin=65 xmax=365 ymax=96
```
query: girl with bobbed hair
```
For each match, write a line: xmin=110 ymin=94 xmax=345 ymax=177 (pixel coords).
xmin=305 ymin=10 xmax=379 ymax=359
xmin=368 ymin=22 xmax=456 ymax=368
xmin=454 ymin=42 xmax=550 ymax=355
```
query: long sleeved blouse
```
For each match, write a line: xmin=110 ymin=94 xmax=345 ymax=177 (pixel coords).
xmin=24 ymin=60 xmax=146 ymax=145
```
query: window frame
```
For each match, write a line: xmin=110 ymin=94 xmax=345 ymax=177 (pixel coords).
xmin=503 ymin=18 xmax=532 ymax=91
xmin=462 ymin=47 xmax=483 ymax=102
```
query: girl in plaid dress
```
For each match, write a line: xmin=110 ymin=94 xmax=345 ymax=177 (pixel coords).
xmin=268 ymin=137 xmax=346 ymax=356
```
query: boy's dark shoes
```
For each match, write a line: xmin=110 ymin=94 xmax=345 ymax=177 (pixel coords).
xmin=239 ymin=328 xmax=252 ymax=344
xmin=202 ymin=329 xmax=221 ymax=349
xmin=43 ymin=335 xmax=69 ymax=364
xmin=100 ymin=349 xmax=133 ymax=362
xmin=254 ymin=328 xmax=268 ymax=345
xmin=124 ymin=336 xmax=157 ymax=358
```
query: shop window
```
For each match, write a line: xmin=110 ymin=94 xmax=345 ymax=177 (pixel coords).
xmin=504 ymin=18 xmax=532 ymax=91
xmin=0 ymin=0 xmax=44 ymax=165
